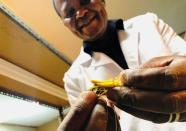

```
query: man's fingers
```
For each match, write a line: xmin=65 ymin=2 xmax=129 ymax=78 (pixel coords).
xmin=121 ymin=67 xmax=186 ymax=91
xmin=120 ymin=56 xmax=186 ymax=91
xmin=140 ymin=56 xmax=174 ymax=68
xmin=121 ymin=67 xmax=173 ymax=90
xmin=119 ymin=105 xmax=186 ymax=123
xmin=119 ymin=105 xmax=169 ymax=123
xmin=58 ymin=91 xmax=97 ymax=131
xmin=107 ymin=87 xmax=186 ymax=113
xmin=106 ymin=106 xmax=121 ymax=131
xmin=84 ymin=99 xmax=108 ymax=131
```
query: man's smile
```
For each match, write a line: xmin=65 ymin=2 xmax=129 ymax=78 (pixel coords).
xmin=80 ymin=15 xmax=96 ymax=29
xmin=76 ymin=11 xmax=98 ymax=31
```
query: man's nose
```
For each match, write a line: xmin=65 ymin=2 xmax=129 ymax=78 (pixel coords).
xmin=76 ymin=8 xmax=88 ymax=19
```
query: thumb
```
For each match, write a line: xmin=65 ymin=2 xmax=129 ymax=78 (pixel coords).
xmin=58 ymin=91 xmax=97 ymax=131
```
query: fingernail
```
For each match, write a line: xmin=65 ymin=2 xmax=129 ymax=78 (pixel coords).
xmin=97 ymin=98 xmax=107 ymax=109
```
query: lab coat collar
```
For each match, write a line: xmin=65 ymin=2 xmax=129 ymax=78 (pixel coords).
xmin=90 ymin=52 xmax=116 ymax=67
xmin=76 ymin=47 xmax=92 ymax=66
xmin=118 ymin=29 xmax=140 ymax=69
xmin=77 ymin=47 xmax=116 ymax=68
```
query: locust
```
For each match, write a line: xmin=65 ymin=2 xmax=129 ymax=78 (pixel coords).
xmin=89 ymin=77 xmax=124 ymax=96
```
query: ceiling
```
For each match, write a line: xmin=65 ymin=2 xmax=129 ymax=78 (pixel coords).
xmin=0 ymin=8 xmax=69 ymax=88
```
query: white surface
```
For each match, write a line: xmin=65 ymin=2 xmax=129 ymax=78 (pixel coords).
xmin=0 ymin=94 xmax=59 ymax=127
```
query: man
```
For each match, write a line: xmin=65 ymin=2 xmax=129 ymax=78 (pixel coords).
xmin=53 ymin=0 xmax=186 ymax=130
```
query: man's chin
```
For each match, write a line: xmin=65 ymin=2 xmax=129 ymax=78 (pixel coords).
xmin=80 ymin=35 xmax=95 ymax=41
xmin=76 ymin=32 xmax=96 ymax=41
xmin=76 ymin=27 xmax=105 ymax=41
xmin=81 ymin=31 xmax=105 ymax=41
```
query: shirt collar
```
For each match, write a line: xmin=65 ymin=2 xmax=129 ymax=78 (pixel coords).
xmin=83 ymin=19 xmax=124 ymax=56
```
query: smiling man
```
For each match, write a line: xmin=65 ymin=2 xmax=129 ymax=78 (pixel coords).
xmin=54 ymin=0 xmax=107 ymax=41
xmin=53 ymin=0 xmax=186 ymax=131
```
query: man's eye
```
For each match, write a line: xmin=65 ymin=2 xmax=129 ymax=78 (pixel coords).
xmin=80 ymin=0 xmax=90 ymax=6
xmin=66 ymin=7 xmax=76 ymax=18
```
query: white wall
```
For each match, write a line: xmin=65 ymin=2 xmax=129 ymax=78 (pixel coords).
xmin=0 ymin=124 xmax=36 ymax=131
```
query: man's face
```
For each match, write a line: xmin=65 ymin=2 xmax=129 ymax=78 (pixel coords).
xmin=54 ymin=0 xmax=108 ymax=41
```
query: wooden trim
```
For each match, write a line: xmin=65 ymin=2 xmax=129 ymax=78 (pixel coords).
xmin=184 ymin=32 xmax=186 ymax=41
xmin=0 ymin=4 xmax=72 ymax=65
xmin=0 ymin=58 xmax=69 ymax=106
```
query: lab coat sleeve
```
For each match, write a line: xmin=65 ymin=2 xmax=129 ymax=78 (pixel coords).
xmin=63 ymin=72 xmax=82 ymax=106
xmin=152 ymin=13 xmax=186 ymax=55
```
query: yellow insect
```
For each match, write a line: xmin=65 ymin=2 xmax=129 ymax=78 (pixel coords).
xmin=89 ymin=77 xmax=124 ymax=96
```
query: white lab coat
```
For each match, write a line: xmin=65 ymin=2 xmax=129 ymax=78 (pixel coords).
xmin=64 ymin=13 xmax=186 ymax=131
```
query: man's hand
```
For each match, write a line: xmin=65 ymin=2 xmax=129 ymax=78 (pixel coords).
xmin=58 ymin=91 xmax=120 ymax=131
xmin=107 ymin=56 xmax=186 ymax=123
xmin=121 ymin=56 xmax=186 ymax=91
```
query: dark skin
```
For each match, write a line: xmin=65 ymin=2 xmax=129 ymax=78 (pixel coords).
xmin=58 ymin=91 xmax=118 ymax=131
xmin=107 ymin=56 xmax=186 ymax=123
xmin=53 ymin=0 xmax=107 ymax=41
